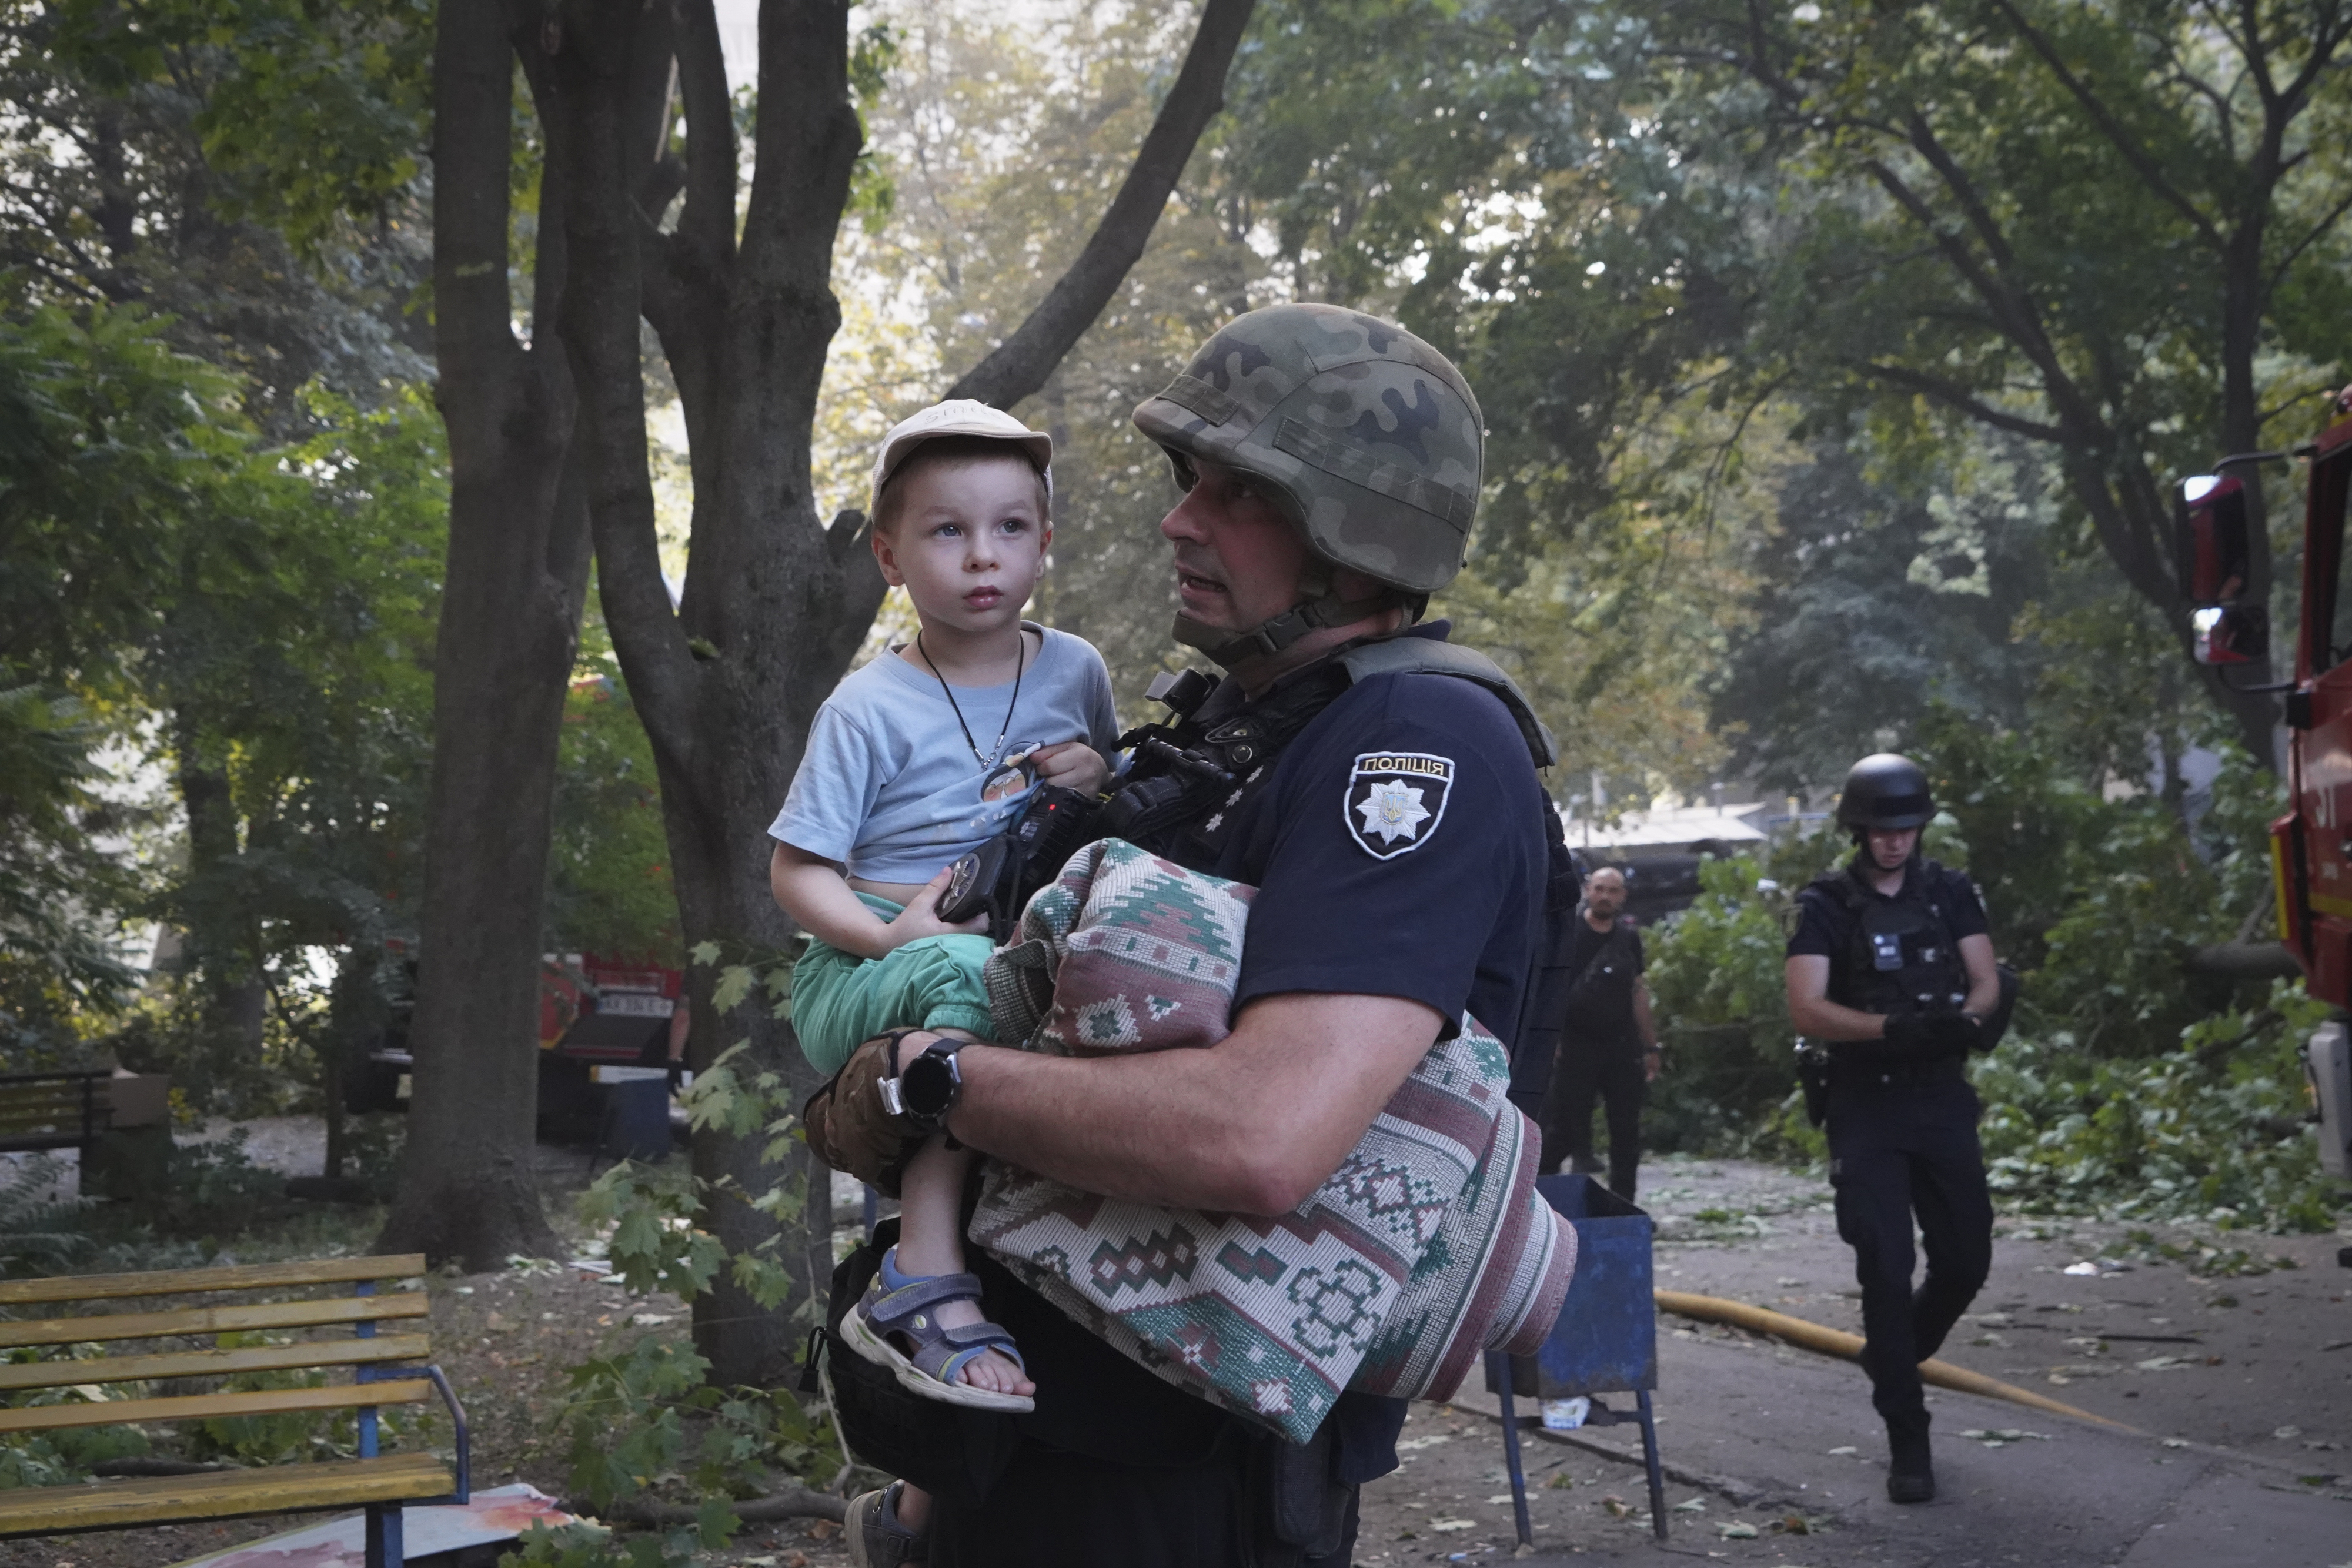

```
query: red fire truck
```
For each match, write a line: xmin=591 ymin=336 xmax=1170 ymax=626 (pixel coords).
xmin=2181 ymin=397 xmax=2352 ymax=1180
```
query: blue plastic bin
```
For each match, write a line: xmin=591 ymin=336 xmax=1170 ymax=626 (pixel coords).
xmin=1489 ymin=1174 xmax=1658 ymax=1397
xmin=1484 ymin=1174 xmax=1667 ymax=1542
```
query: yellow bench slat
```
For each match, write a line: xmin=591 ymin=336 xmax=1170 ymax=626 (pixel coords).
xmin=0 ymin=1291 xmax=427 ymax=1348
xmin=0 ymin=1254 xmax=427 ymax=1305
xmin=0 ymin=1332 xmax=435 ymax=1391
xmin=0 ymin=1377 xmax=434 ymax=1434
xmin=0 ymin=1449 xmax=452 ymax=1536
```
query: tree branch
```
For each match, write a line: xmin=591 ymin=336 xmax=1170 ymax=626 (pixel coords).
xmin=435 ymin=1 xmax=527 ymax=393
xmin=1851 ymin=361 xmax=2068 ymax=443
xmin=1867 ymin=139 xmax=2104 ymax=439
xmin=1983 ymin=0 xmax=2221 ymax=248
xmin=2268 ymin=180 xmax=2352 ymax=295
xmin=670 ymin=0 xmax=735 ymax=265
xmin=553 ymin=1 xmax=699 ymax=770
xmin=947 ymin=0 xmax=1258 ymax=407
xmin=579 ymin=1487 xmax=847 ymax=1529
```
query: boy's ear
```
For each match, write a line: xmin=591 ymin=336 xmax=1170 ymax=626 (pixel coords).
xmin=869 ymin=520 xmax=906 ymax=587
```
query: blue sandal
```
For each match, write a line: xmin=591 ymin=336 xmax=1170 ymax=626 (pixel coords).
xmin=839 ymin=1247 xmax=1035 ymax=1412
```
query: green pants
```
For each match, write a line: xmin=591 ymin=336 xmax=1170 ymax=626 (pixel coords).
xmin=790 ymin=893 xmax=996 ymax=1078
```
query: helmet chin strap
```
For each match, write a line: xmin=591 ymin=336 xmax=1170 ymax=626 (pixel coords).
xmin=1171 ymin=590 xmax=1378 ymax=668
xmin=1174 ymin=548 xmax=1413 ymax=668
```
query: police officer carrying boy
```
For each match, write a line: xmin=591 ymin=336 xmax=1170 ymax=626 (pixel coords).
xmin=1783 ymin=754 xmax=2000 ymax=1504
xmin=810 ymin=304 xmax=1559 ymax=1567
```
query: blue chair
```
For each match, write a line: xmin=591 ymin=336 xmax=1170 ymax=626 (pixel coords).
xmin=1485 ymin=1174 xmax=1666 ymax=1543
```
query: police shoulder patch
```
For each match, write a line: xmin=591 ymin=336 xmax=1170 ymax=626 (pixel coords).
xmin=1344 ymin=751 xmax=1454 ymax=860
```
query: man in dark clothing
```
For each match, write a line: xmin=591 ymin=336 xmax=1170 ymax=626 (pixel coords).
xmin=1783 ymin=753 xmax=2000 ymax=1506
xmin=807 ymin=305 xmax=1558 ymax=1568
xmin=1540 ymin=865 xmax=1659 ymax=1198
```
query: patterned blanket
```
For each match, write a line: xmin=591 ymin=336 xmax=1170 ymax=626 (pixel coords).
xmin=974 ymin=839 xmax=1575 ymax=1443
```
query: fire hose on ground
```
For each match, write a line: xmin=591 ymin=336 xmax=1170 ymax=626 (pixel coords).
xmin=1652 ymin=1288 xmax=2141 ymax=1433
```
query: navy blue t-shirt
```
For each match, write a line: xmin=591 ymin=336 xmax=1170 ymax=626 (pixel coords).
xmin=1215 ymin=664 xmax=1551 ymax=1052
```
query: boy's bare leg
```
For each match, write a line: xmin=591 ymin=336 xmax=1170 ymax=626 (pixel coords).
xmin=894 ymin=1134 xmax=1033 ymax=1396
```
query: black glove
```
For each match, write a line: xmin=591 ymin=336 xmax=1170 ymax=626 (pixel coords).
xmin=1882 ymin=1009 xmax=1982 ymax=1057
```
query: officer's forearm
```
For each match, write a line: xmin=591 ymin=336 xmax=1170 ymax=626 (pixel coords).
xmin=1959 ymin=934 xmax=2000 ymax=1018
xmin=947 ymin=992 xmax=1444 ymax=1215
xmin=1633 ymin=984 xmax=1659 ymax=1052
xmin=1786 ymin=992 xmax=1889 ymax=1042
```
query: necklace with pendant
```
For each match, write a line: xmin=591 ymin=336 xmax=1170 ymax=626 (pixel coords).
xmin=917 ymin=628 xmax=1027 ymax=768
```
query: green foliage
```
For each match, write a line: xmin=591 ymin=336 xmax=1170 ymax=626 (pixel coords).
xmin=554 ymin=1334 xmax=831 ymax=1513
xmin=1641 ymin=855 xmax=1805 ymax=1156
xmin=583 ymin=1028 xmax=811 ymax=1313
xmin=555 ymin=962 xmax=841 ymax=1557
xmin=0 ymin=1380 xmax=151 ymax=1489
xmin=547 ymin=663 xmax=681 ymax=965
xmin=581 ymin=1159 xmax=724 ymax=1306
xmin=0 ymin=1155 xmax=85 ymax=1277
xmin=503 ymin=1517 xmax=708 ymax=1568
xmin=514 ymin=1329 xmax=844 ymax=1566
xmin=39 ymin=0 xmax=432 ymax=266
xmin=1975 ymin=987 xmax=2340 ymax=1233
xmin=1917 ymin=705 xmax=2278 ymax=1055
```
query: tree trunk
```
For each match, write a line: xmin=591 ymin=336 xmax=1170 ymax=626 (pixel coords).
xmin=562 ymin=0 xmax=1258 ymax=1385
xmin=378 ymin=0 xmax=589 ymax=1270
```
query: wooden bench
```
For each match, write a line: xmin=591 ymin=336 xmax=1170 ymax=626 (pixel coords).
xmin=0 ymin=1253 xmax=467 ymax=1566
xmin=0 ymin=1069 xmax=112 ymax=1154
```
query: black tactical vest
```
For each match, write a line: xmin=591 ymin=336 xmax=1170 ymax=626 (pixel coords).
xmin=1812 ymin=858 xmax=1972 ymax=1018
xmin=1095 ymin=632 xmax=1577 ymax=1111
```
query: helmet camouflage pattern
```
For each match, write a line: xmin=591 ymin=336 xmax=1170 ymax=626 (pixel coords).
xmin=1132 ymin=304 xmax=1484 ymax=595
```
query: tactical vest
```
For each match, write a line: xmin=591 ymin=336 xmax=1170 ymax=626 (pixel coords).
xmin=1811 ymin=858 xmax=1971 ymax=1018
xmin=1095 ymin=633 xmax=1578 ymax=1111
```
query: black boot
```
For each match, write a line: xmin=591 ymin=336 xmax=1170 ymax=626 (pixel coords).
xmin=1885 ymin=1415 xmax=1935 ymax=1503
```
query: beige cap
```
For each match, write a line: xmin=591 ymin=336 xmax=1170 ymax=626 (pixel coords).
xmin=868 ymin=399 xmax=1053 ymax=517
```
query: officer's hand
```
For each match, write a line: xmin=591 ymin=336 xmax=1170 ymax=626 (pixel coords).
xmin=1883 ymin=1011 xmax=1979 ymax=1056
xmin=802 ymin=1030 xmax=938 ymax=1195
xmin=1927 ymin=1011 xmax=1984 ymax=1054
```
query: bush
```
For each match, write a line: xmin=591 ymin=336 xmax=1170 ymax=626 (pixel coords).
xmin=1641 ymin=854 xmax=1803 ymax=1157
xmin=1973 ymin=985 xmax=2340 ymax=1233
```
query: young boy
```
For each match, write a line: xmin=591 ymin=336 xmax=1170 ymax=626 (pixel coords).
xmin=767 ymin=402 xmax=1117 ymax=1550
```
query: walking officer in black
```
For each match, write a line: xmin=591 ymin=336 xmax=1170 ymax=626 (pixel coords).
xmin=1783 ymin=754 xmax=2000 ymax=1505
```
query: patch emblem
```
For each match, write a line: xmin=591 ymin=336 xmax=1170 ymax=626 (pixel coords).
xmin=1344 ymin=751 xmax=1454 ymax=860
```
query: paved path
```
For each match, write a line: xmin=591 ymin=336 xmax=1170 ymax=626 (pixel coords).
xmin=1357 ymin=1154 xmax=2352 ymax=1566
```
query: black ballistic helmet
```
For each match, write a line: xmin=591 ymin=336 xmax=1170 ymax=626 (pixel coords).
xmin=1836 ymin=753 xmax=1935 ymax=831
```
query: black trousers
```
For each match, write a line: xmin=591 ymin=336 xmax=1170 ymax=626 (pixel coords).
xmin=1539 ymin=1036 xmax=1645 ymax=1199
xmin=1825 ymin=1071 xmax=1994 ymax=1427
xmin=930 ymin=1439 xmax=1359 ymax=1568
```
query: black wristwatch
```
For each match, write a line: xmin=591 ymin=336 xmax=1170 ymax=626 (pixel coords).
xmin=880 ymin=1035 xmax=966 ymax=1134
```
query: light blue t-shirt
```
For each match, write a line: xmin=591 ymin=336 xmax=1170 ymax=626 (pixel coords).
xmin=769 ymin=624 xmax=1121 ymax=882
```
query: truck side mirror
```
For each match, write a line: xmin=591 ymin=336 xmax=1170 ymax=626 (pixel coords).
xmin=2179 ymin=472 xmax=2251 ymax=604
xmin=2180 ymin=473 xmax=2266 ymax=665
xmin=2191 ymin=603 xmax=2269 ymax=666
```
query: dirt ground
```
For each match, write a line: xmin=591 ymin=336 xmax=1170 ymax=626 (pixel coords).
xmin=0 ymin=1131 xmax=851 ymax=1568
xmin=4 ymin=1139 xmax=2350 ymax=1566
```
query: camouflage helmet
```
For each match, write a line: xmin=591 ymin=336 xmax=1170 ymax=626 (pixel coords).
xmin=1134 ymin=305 xmax=1484 ymax=657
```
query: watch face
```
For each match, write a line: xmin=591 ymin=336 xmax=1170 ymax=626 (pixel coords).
xmin=901 ymin=1051 xmax=958 ymax=1119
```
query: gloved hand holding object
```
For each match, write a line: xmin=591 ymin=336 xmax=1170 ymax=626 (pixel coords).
xmin=1882 ymin=1009 xmax=1983 ymax=1057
